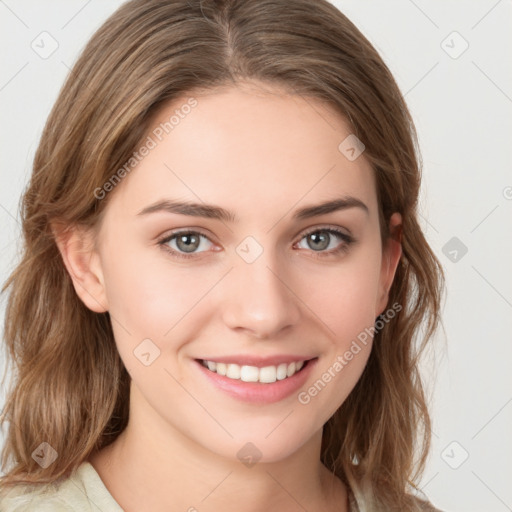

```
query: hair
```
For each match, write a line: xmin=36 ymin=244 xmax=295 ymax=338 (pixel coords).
xmin=0 ymin=0 xmax=445 ymax=509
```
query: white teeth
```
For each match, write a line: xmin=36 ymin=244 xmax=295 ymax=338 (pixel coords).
xmin=259 ymin=366 xmax=277 ymax=383
xmin=276 ymin=363 xmax=288 ymax=380
xmin=202 ymin=359 xmax=306 ymax=383
xmin=226 ymin=364 xmax=241 ymax=379
xmin=240 ymin=365 xmax=259 ymax=382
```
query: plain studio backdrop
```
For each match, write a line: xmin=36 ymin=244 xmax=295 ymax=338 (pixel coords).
xmin=0 ymin=1 xmax=511 ymax=511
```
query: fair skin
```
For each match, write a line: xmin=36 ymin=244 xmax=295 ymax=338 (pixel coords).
xmin=55 ymin=80 xmax=402 ymax=512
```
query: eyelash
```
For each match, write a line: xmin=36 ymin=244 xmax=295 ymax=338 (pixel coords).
xmin=157 ymin=226 xmax=355 ymax=261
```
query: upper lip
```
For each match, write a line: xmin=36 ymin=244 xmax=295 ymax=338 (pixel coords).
xmin=197 ymin=355 xmax=317 ymax=367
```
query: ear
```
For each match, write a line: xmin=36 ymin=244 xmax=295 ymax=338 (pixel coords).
xmin=376 ymin=212 xmax=402 ymax=316
xmin=52 ymin=222 xmax=109 ymax=313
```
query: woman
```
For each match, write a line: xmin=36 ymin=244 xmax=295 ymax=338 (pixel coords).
xmin=0 ymin=0 xmax=444 ymax=510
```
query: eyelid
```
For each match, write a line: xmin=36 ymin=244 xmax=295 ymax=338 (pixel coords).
xmin=295 ymin=223 xmax=353 ymax=240
xmin=157 ymin=227 xmax=217 ymax=245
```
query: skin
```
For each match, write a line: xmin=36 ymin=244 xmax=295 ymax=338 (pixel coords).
xmin=55 ymin=80 xmax=402 ymax=512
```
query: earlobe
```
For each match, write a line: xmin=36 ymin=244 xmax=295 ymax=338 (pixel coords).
xmin=377 ymin=213 xmax=402 ymax=315
xmin=52 ymin=222 xmax=108 ymax=313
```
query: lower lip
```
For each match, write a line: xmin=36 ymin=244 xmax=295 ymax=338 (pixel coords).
xmin=195 ymin=358 xmax=318 ymax=404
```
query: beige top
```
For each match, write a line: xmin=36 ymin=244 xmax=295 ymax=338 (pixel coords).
xmin=0 ymin=462 xmax=361 ymax=511
xmin=0 ymin=462 xmax=124 ymax=512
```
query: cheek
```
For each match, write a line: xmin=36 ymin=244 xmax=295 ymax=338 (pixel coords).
xmin=295 ymin=281 xmax=377 ymax=427
xmin=300 ymin=250 xmax=383 ymax=343
xmin=102 ymin=251 xmax=216 ymax=387
xmin=294 ymin=249 xmax=381 ymax=408
xmin=101 ymin=243 xmax=213 ymax=336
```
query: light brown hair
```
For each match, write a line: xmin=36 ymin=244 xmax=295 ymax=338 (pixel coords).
xmin=0 ymin=0 xmax=444 ymax=509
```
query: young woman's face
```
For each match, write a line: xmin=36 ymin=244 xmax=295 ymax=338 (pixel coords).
xmin=85 ymin=81 xmax=401 ymax=463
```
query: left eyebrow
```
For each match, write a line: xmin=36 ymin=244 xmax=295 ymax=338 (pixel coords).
xmin=293 ymin=197 xmax=369 ymax=220
xmin=136 ymin=196 xmax=369 ymax=222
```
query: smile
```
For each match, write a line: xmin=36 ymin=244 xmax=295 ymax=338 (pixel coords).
xmin=200 ymin=359 xmax=305 ymax=384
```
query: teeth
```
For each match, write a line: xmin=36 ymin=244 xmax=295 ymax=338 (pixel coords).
xmin=201 ymin=359 xmax=306 ymax=383
xmin=259 ymin=366 xmax=277 ymax=383
xmin=226 ymin=364 xmax=241 ymax=379
xmin=276 ymin=363 xmax=288 ymax=380
xmin=240 ymin=365 xmax=259 ymax=382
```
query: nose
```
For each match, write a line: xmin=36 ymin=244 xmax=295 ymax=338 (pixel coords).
xmin=221 ymin=253 xmax=301 ymax=339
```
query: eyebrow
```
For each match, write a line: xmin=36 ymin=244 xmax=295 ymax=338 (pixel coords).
xmin=137 ymin=196 xmax=369 ymax=223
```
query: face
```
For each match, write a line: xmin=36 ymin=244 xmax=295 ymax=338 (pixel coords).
xmin=63 ymin=81 xmax=401 ymax=464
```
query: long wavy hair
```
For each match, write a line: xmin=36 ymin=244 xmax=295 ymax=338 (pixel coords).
xmin=0 ymin=0 xmax=445 ymax=509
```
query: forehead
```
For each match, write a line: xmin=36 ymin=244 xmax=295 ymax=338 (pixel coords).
xmin=105 ymin=82 xmax=378 ymax=224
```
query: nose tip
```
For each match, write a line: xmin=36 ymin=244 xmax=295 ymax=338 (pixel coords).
xmin=221 ymin=261 xmax=301 ymax=339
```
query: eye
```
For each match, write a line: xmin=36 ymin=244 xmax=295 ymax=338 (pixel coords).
xmin=158 ymin=230 xmax=216 ymax=260
xmin=157 ymin=226 xmax=355 ymax=260
xmin=294 ymin=227 xmax=354 ymax=258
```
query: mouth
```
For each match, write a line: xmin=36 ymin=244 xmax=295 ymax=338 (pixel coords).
xmin=198 ymin=358 xmax=309 ymax=384
xmin=194 ymin=356 xmax=318 ymax=404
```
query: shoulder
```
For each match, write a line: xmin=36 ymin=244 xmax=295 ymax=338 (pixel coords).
xmin=348 ymin=486 xmax=443 ymax=512
xmin=0 ymin=462 xmax=124 ymax=512
xmin=0 ymin=482 xmax=75 ymax=512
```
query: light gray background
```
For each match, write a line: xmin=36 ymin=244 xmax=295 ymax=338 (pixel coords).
xmin=1 ymin=1 xmax=511 ymax=511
